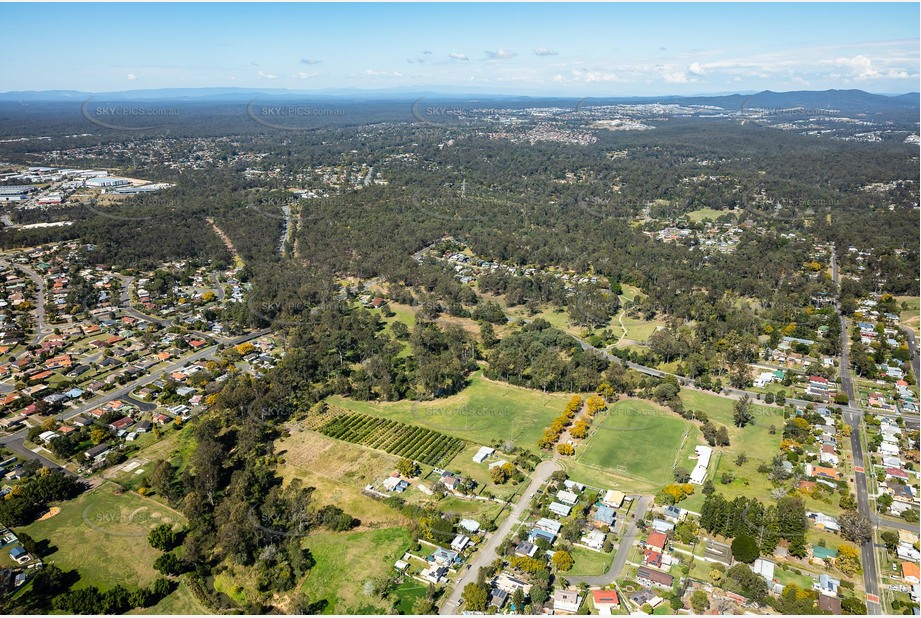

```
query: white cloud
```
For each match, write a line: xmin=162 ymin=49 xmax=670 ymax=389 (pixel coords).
xmin=534 ymin=47 xmax=558 ymax=57
xmin=485 ymin=49 xmax=517 ymax=60
xmin=297 ymin=71 xmax=320 ymax=79
xmin=554 ymin=69 xmax=621 ymax=83
xmin=660 ymin=68 xmax=690 ymax=83
xmin=257 ymin=71 xmax=277 ymax=80
xmin=126 ymin=73 xmax=137 ymax=81
xmin=449 ymin=52 xmax=469 ymax=61
xmin=688 ymin=62 xmax=705 ymax=76
xmin=361 ymin=69 xmax=404 ymax=77
xmin=833 ymin=54 xmax=879 ymax=79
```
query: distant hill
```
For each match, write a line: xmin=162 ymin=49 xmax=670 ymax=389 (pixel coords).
xmin=0 ymin=87 xmax=916 ymax=112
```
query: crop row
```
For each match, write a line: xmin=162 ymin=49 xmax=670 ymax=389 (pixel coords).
xmin=319 ymin=413 xmax=465 ymax=466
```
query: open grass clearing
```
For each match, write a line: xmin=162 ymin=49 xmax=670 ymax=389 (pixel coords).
xmin=567 ymin=398 xmax=701 ymax=494
xmin=299 ymin=527 xmax=413 ymax=615
xmin=21 ymin=481 xmax=183 ymax=591
xmin=275 ymin=429 xmax=408 ymax=529
xmin=326 ymin=371 xmax=570 ymax=453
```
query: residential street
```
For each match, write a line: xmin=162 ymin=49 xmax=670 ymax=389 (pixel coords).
xmin=568 ymin=495 xmax=651 ymax=586
xmin=442 ymin=458 xmax=561 ymax=614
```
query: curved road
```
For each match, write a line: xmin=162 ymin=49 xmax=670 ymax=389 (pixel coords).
xmin=567 ymin=495 xmax=651 ymax=586
xmin=0 ymin=259 xmax=52 ymax=346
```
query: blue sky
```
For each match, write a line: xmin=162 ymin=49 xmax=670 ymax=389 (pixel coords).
xmin=1 ymin=3 xmax=918 ymax=95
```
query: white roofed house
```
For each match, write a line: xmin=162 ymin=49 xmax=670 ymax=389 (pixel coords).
xmin=451 ymin=534 xmax=471 ymax=552
xmin=690 ymin=445 xmax=712 ymax=484
xmin=603 ymin=489 xmax=625 ymax=508
xmin=472 ymin=445 xmax=495 ymax=463
xmin=553 ymin=589 xmax=583 ymax=615
xmin=549 ymin=502 xmax=572 ymax=517
xmin=557 ymin=489 xmax=579 ymax=505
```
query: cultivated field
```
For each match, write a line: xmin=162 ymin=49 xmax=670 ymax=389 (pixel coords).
xmin=326 ymin=372 xmax=570 ymax=452
xmin=317 ymin=412 xmax=465 ymax=467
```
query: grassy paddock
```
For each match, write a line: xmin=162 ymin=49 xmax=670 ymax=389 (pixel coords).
xmin=568 ymin=399 xmax=701 ymax=494
xmin=326 ymin=372 xmax=571 ymax=452
xmin=300 ymin=527 xmax=413 ymax=614
xmin=21 ymin=482 xmax=184 ymax=591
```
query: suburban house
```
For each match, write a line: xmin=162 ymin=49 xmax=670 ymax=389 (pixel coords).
xmin=85 ymin=443 xmax=111 ymax=462
xmin=556 ymin=489 xmax=578 ymax=505
xmin=645 ymin=531 xmax=668 ymax=552
xmin=593 ymin=506 xmax=616 ymax=528
xmin=814 ymin=574 xmax=840 ymax=596
xmin=637 ymin=567 xmax=674 ymax=589
xmin=430 ymin=547 xmax=460 ymax=567
xmin=535 ymin=518 xmax=563 ymax=535
xmin=581 ymin=530 xmax=606 ymax=551
xmin=651 ymin=518 xmax=675 ymax=533
xmin=705 ymin=540 xmax=733 ymax=565
xmin=592 ymin=589 xmax=620 ymax=615
xmin=515 ymin=541 xmax=538 ymax=557
xmin=549 ymin=502 xmax=572 ymax=517
xmin=903 ymin=561 xmax=921 ymax=585
xmin=602 ymin=489 xmax=625 ymax=508
xmin=818 ymin=595 xmax=842 ymax=615
xmin=450 ymin=534 xmax=471 ymax=552
xmin=552 ymin=589 xmax=582 ymax=614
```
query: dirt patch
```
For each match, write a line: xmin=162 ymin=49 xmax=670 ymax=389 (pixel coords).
xmin=278 ymin=429 xmax=397 ymax=485
xmin=36 ymin=506 xmax=60 ymax=521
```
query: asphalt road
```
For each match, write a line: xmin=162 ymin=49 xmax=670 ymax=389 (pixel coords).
xmin=568 ymin=495 xmax=651 ymax=586
xmin=834 ymin=247 xmax=882 ymax=615
xmin=442 ymin=458 xmax=562 ymax=614
xmin=901 ymin=326 xmax=920 ymax=381
xmin=0 ymin=259 xmax=52 ymax=346
xmin=0 ymin=329 xmax=269 ymax=475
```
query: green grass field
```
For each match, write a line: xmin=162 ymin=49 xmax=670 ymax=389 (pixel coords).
xmin=392 ymin=579 xmax=429 ymax=614
xmin=614 ymin=313 xmax=666 ymax=348
xmin=686 ymin=207 xmax=732 ymax=223
xmin=567 ymin=399 xmax=701 ymax=493
xmin=678 ymin=390 xmax=784 ymax=512
xmin=300 ymin=527 xmax=412 ymax=614
xmin=326 ymin=371 xmax=571 ymax=452
xmin=20 ymin=481 xmax=198 ymax=612
xmin=897 ymin=295 xmax=920 ymax=335
xmin=568 ymin=546 xmax=614 ymax=577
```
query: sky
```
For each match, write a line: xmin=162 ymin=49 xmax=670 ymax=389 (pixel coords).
xmin=1 ymin=2 xmax=919 ymax=96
